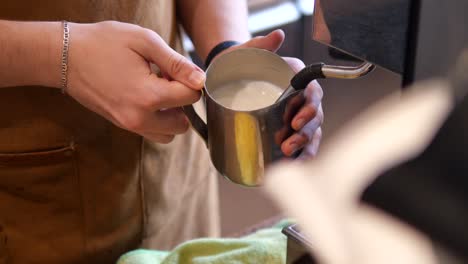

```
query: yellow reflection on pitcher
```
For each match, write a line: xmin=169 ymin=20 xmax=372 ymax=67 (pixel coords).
xmin=234 ymin=112 xmax=264 ymax=186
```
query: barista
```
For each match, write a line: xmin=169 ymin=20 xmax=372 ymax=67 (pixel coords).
xmin=0 ymin=0 xmax=323 ymax=263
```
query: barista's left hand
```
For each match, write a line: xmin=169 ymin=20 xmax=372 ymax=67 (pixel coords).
xmin=216 ymin=29 xmax=323 ymax=158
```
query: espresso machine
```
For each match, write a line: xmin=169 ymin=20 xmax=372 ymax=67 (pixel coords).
xmin=282 ymin=0 xmax=468 ymax=263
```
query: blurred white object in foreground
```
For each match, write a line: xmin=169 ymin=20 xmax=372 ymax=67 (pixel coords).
xmin=264 ymin=79 xmax=454 ymax=264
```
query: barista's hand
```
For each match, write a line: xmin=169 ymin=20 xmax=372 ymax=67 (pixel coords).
xmin=67 ymin=21 xmax=205 ymax=143
xmin=282 ymin=57 xmax=323 ymax=159
xmin=217 ymin=30 xmax=323 ymax=158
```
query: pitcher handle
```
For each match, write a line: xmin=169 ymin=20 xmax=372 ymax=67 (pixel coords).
xmin=182 ymin=105 xmax=208 ymax=146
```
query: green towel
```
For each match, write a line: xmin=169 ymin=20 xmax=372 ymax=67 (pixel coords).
xmin=117 ymin=220 xmax=291 ymax=264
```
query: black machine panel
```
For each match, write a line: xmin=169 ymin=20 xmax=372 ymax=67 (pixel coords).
xmin=312 ymin=0 xmax=411 ymax=74
xmin=312 ymin=0 xmax=468 ymax=86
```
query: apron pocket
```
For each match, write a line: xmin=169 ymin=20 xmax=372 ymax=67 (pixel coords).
xmin=0 ymin=143 xmax=75 ymax=167
xmin=0 ymin=143 xmax=85 ymax=263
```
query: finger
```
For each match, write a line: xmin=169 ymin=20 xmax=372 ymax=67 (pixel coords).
xmin=305 ymin=80 xmax=324 ymax=107
xmin=281 ymin=112 xmax=323 ymax=156
xmin=282 ymin=57 xmax=306 ymax=72
xmin=243 ymin=29 xmax=285 ymax=52
xmin=292 ymin=89 xmax=323 ymax=131
xmin=274 ymin=126 xmax=290 ymax=145
xmin=142 ymin=133 xmax=176 ymax=144
xmin=142 ymin=107 xmax=190 ymax=135
xmin=298 ymin=128 xmax=322 ymax=160
xmin=282 ymin=92 xmax=306 ymax=123
xmin=292 ymin=103 xmax=317 ymax=131
xmin=281 ymin=131 xmax=309 ymax=157
xmin=115 ymin=107 xmax=189 ymax=138
xmin=283 ymin=57 xmax=324 ymax=105
xmin=134 ymin=28 xmax=206 ymax=90
xmin=281 ymin=56 xmax=323 ymax=131
xmin=146 ymin=74 xmax=201 ymax=109
xmin=283 ymin=56 xmax=323 ymax=106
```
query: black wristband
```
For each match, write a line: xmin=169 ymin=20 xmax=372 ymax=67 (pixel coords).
xmin=204 ymin=41 xmax=240 ymax=68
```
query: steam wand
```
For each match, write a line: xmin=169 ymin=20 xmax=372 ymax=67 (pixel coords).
xmin=276 ymin=62 xmax=375 ymax=103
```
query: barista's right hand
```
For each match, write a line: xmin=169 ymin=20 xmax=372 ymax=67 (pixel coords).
xmin=66 ymin=21 xmax=205 ymax=143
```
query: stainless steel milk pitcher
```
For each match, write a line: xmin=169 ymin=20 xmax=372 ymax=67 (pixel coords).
xmin=183 ymin=48 xmax=374 ymax=186
xmin=183 ymin=48 xmax=301 ymax=186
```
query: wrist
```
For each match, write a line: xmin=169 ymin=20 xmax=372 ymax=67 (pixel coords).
xmin=17 ymin=21 xmax=63 ymax=88
xmin=41 ymin=21 xmax=63 ymax=88
xmin=0 ymin=21 xmax=62 ymax=88
xmin=204 ymin=40 xmax=240 ymax=68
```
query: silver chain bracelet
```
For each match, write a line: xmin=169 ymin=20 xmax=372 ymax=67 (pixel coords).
xmin=61 ymin=21 xmax=70 ymax=94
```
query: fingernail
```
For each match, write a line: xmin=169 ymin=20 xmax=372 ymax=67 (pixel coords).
xmin=289 ymin=142 xmax=299 ymax=155
xmin=295 ymin=118 xmax=306 ymax=129
xmin=188 ymin=71 xmax=205 ymax=87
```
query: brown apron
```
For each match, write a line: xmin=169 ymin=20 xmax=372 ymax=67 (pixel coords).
xmin=0 ymin=1 xmax=220 ymax=263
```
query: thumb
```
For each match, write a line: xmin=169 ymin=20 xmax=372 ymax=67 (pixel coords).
xmin=135 ymin=29 xmax=206 ymax=90
xmin=243 ymin=29 xmax=285 ymax=52
xmin=160 ymin=51 xmax=206 ymax=90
